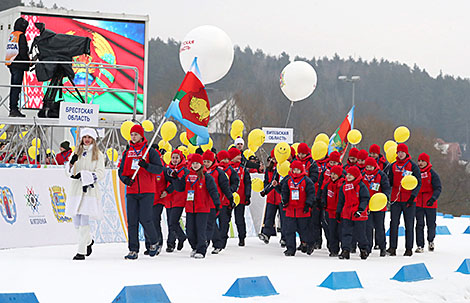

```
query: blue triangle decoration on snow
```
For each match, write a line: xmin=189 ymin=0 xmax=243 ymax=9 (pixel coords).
xmin=436 ymin=226 xmax=451 ymax=235
xmin=391 ymin=263 xmax=433 ymax=282
xmin=456 ymin=259 xmax=470 ymax=274
xmin=112 ymin=284 xmax=170 ymax=303
xmin=386 ymin=226 xmax=405 ymax=236
xmin=223 ymin=276 xmax=279 ymax=298
xmin=461 ymin=215 xmax=470 ymax=218
xmin=437 ymin=212 xmax=443 ymax=216
xmin=464 ymin=226 xmax=470 ymax=234
xmin=0 ymin=293 xmax=39 ymax=303
xmin=318 ymin=271 xmax=363 ymax=290
xmin=443 ymin=214 xmax=454 ymax=219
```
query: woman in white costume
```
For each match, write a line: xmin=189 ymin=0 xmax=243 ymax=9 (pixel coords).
xmin=65 ymin=128 xmax=105 ymax=260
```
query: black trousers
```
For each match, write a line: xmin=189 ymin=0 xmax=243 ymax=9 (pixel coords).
xmin=213 ymin=206 xmax=231 ymax=249
xmin=145 ymin=203 xmax=164 ymax=249
xmin=9 ymin=67 xmax=24 ymax=112
xmin=261 ymin=203 xmax=285 ymax=240
xmin=389 ymin=202 xmax=416 ymax=250
xmin=341 ymin=219 xmax=368 ymax=252
xmin=311 ymin=207 xmax=329 ymax=247
xmin=206 ymin=208 xmax=217 ymax=245
xmin=166 ymin=207 xmax=186 ymax=247
xmin=366 ymin=211 xmax=386 ymax=252
xmin=415 ymin=207 xmax=437 ymax=247
xmin=186 ymin=212 xmax=209 ymax=255
xmin=326 ymin=212 xmax=342 ymax=254
xmin=284 ymin=216 xmax=313 ymax=254
xmin=126 ymin=193 xmax=157 ymax=252
xmin=234 ymin=204 xmax=246 ymax=240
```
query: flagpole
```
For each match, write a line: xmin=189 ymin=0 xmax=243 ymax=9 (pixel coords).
xmin=130 ymin=116 xmax=167 ymax=181
xmin=284 ymin=101 xmax=294 ymax=127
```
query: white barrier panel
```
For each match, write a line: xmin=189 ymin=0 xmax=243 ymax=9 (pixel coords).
xmin=0 ymin=168 xmax=264 ymax=249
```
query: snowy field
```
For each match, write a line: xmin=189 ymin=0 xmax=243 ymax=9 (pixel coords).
xmin=1 ymin=215 xmax=470 ymax=302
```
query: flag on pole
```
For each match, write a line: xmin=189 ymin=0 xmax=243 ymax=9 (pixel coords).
xmin=165 ymin=58 xmax=210 ymax=145
xmin=328 ymin=106 xmax=354 ymax=160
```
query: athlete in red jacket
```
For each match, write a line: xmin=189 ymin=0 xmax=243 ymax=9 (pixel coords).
xmin=415 ymin=153 xmax=442 ymax=253
xmin=336 ymin=166 xmax=370 ymax=260
xmin=281 ymin=161 xmax=316 ymax=256
xmin=369 ymin=144 xmax=390 ymax=173
xmin=173 ymin=153 xmax=220 ymax=259
xmin=387 ymin=143 xmax=422 ymax=257
xmin=118 ymin=125 xmax=166 ymax=260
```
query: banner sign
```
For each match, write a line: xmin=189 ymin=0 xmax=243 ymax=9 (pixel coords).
xmin=59 ymin=102 xmax=100 ymax=127
xmin=262 ymin=127 xmax=294 ymax=144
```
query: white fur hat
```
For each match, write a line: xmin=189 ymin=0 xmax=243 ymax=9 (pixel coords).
xmin=80 ymin=128 xmax=98 ymax=140
xmin=234 ymin=137 xmax=244 ymax=146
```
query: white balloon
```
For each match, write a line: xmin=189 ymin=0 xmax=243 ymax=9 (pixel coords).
xmin=179 ymin=25 xmax=234 ymax=85
xmin=280 ymin=61 xmax=318 ymax=102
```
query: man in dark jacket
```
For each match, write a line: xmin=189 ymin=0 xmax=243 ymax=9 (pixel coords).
xmin=6 ymin=17 xmax=30 ymax=117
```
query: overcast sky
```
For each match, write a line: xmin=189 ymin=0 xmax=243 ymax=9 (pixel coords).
xmin=40 ymin=0 xmax=470 ymax=79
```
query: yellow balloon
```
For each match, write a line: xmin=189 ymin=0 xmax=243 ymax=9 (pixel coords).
xmin=311 ymin=141 xmax=328 ymax=160
xmin=386 ymin=146 xmax=397 ymax=163
xmin=401 ymin=175 xmax=418 ymax=191
xmin=347 ymin=129 xmax=362 ymax=145
xmin=248 ymin=129 xmax=266 ymax=148
xmin=394 ymin=126 xmax=410 ymax=143
xmin=163 ymin=151 xmax=172 ymax=165
xmin=161 ymin=121 xmax=177 ymax=142
xmin=19 ymin=131 xmax=28 ymax=139
xmin=274 ymin=142 xmax=290 ymax=164
xmin=248 ymin=143 xmax=259 ymax=153
xmin=252 ymin=177 xmax=264 ymax=192
xmin=233 ymin=192 xmax=241 ymax=206
xmin=369 ymin=193 xmax=387 ymax=212
xmin=201 ymin=138 xmax=213 ymax=152
xmin=46 ymin=148 xmax=51 ymax=154
xmin=120 ymin=120 xmax=134 ymax=141
xmin=230 ymin=128 xmax=243 ymax=140
xmin=231 ymin=120 xmax=244 ymax=134
xmin=291 ymin=143 xmax=300 ymax=155
xmin=0 ymin=132 xmax=5 ymax=140
xmin=180 ymin=132 xmax=190 ymax=146
xmin=106 ymin=148 xmax=119 ymax=162
xmin=71 ymin=146 xmax=75 ymax=152
xmin=28 ymin=146 xmax=39 ymax=159
xmin=177 ymin=145 xmax=189 ymax=157
xmin=314 ymin=133 xmax=329 ymax=145
xmin=384 ymin=140 xmax=397 ymax=153
xmin=142 ymin=120 xmax=154 ymax=132
xmin=158 ymin=140 xmax=172 ymax=153
xmin=243 ymin=149 xmax=255 ymax=159
xmin=0 ymin=124 xmax=4 ymax=129
xmin=277 ymin=160 xmax=290 ymax=177
xmin=227 ymin=144 xmax=235 ymax=150
xmin=31 ymin=138 xmax=41 ymax=148
xmin=187 ymin=143 xmax=197 ymax=154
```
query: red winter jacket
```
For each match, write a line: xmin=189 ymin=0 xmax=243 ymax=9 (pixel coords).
xmin=362 ymin=168 xmax=391 ymax=212
xmin=218 ymin=162 xmax=240 ymax=206
xmin=55 ymin=150 xmax=72 ymax=165
xmin=281 ymin=173 xmax=316 ymax=218
xmin=165 ymin=160 xmax=189 ymax=208
xmin=388 ymin=155 xmax=421 ymax=202
xmin=206 ymin=164 xmax=234 ymax=209
xmin=118 ymin=138 xmax=164 ymax=194
xmin=337 ymin=176 xmax=370 ymax=221
xmin=231 ymin=161 xmax=251 ymax=205
xmin=174 ymin=170 xmax=220 ymax=213
xmin=322 ymin=177 xmax=344 ymax=218
xmin=416 ymin=164 xmax=442 ymax=208
xmin=264 ymin=169 xmax=282 ymax=205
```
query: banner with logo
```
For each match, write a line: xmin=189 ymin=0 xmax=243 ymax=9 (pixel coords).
xmin=0 ymin=168 xmax=261 ymax=249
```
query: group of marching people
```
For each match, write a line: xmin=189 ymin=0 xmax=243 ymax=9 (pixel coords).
xmin=259 ymin=142 xmax=442 ymax=259
xmin=64 ymin=125 xmax=441 ymax=261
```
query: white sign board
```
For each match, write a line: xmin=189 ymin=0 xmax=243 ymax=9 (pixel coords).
xmin=59 ymin=102 xmax=100 ymax=127
xmin=262 ymin=127 xmax=294 ymax=144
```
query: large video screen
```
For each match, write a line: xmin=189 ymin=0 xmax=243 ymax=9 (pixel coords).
xmin=21 ymin=13 xmax=145 ymax=114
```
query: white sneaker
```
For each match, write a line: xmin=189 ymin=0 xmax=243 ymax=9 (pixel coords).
xmin=190 ymin=250 xmax=197 ymax=258
xmin=194 ymin=253 xmax=205 ymax=259
xmin=415 ymin=247 xmax=424 ymax=253
xmin=428 ymin=242 xmax=435 ymax=251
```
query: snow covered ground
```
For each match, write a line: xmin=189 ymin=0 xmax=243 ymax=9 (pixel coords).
xmin=1 ymin=215 xmax=470 ymax=303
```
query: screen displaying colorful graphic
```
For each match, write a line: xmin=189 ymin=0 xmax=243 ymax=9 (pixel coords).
xmin=21 ymin=14 xmax=145 ymax=114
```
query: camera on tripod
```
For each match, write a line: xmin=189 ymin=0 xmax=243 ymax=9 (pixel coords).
xmin=30 ymin=23 xmax=91 ymax=118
